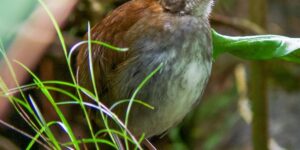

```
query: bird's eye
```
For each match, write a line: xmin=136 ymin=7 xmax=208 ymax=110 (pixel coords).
xmin=160 ymin=0 xmax=186 ymax=13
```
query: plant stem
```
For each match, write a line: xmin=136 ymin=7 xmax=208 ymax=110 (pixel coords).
xmin=248 ymin=0 xmax=269 ymax=149
xmin=249 ymin=61 xmax=269 ymax=150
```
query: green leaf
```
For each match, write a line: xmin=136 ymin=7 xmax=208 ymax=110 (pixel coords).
xmin=212 ymin=30 xmax=300 ymax=63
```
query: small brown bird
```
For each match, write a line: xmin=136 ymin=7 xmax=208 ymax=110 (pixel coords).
xmin=77 ymin=0 xmax=214 ymax=139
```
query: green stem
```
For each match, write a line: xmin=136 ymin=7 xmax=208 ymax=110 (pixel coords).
xmin=249 ymin=61 xmax=269 ymax=150
xmin=248 ymin=0 xmax=269 ymax=149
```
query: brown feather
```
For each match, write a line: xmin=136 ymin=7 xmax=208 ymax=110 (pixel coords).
xmin=76 ymin=0 xmax=163 ymax=105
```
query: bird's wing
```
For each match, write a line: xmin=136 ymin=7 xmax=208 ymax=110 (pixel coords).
xmin=76 ymin=0 xmax=162 ymax=104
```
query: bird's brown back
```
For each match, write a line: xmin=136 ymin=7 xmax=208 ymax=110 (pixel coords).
xmin=76 ymin=0 xmax=163 ymax=104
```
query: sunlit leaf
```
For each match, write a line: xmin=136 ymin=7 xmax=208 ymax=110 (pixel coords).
xmin=212 ymin=30 xmax=300 ymax=63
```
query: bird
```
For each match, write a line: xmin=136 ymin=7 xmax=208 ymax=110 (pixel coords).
xmin=77 ymin=0 xmax=214 ymax=140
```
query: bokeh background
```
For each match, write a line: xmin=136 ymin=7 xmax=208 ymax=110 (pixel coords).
xmin=0 ymin=0 xmax=300 ymax=149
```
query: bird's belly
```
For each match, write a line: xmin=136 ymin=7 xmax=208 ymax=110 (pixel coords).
xmin=129 ymin=59 xmax=211 ymax=137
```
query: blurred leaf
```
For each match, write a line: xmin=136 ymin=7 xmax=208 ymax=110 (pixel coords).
xmin=212 ymin=30 xmax=300 ymax=63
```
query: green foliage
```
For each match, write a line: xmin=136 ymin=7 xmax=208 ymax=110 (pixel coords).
xmin=0 ymin=38 xmax=156 ymax=149
xmin=212 ymin=30 xmax=300 ymax=62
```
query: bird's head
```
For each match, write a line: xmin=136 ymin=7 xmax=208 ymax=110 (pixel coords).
xmin=159 ymin=0 xmax=213 ymax=17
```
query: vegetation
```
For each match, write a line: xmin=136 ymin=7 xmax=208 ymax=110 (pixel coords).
xmin=0 ymin=0 xmax=299 ymax=149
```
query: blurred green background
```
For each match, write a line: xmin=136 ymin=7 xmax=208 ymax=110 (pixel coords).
xmin=0 ymin=0 xmax=36 ymax=49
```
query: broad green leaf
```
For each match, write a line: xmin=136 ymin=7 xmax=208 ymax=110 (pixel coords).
xmin=212 ymin=30 xmax=300 ymax=63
